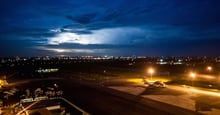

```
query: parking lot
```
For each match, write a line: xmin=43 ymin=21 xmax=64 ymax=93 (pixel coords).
xmin=106 ymin=77 xmax=220 ymax=114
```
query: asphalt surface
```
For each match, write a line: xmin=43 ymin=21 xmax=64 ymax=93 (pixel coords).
xmin=61 ymin=79 xmax=168 ymax=115
xmin=3 ymin=78 xmax=202 ymax=115
xmin=60 ymin=79 xmax=202 ymax=115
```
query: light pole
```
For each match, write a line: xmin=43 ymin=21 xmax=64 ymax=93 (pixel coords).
xmin=148 ymin=68 xmax=154 ymax=81
xmin=189 ymin=72 xmax=196 ymax=87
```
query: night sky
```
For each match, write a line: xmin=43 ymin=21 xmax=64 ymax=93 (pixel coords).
xmin=0 ymin=0 xmax=220 ymax=57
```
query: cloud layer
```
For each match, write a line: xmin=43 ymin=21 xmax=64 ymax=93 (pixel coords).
xmin=1 ymin=0 xmax=220 ymax=56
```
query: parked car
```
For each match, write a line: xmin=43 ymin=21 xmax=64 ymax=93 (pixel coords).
xmin=148 ymin=81 xmax=166 ymax=88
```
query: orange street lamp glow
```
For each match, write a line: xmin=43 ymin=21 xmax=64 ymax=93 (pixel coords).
xmin=207 ymin=66 xmax=212 ymax=71
xmin=189 ymin=72 xmax=196 ymax=86
xmin=190 ymin=73 xmax=196 ymax=78
xmin=148 ymin=68 xmax=155 ymax=81
xmin=148 ymin=68 xmax=154 ymax=74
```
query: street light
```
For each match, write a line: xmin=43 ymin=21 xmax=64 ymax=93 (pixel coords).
xmin=148 ymin=68 xmax=154 ymax=81
xmin=207 ymin=66 xmax=212 ymax=71
xmin=189 ymin=72 xmax=196 ymax=87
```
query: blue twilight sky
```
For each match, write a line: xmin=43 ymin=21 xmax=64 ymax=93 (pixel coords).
xmin=0 ymin=0 xmax=220 ymax=57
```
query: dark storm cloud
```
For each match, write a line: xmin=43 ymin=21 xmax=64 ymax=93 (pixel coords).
xmin=0 ymin=39 xmax=45 ymax=57
xmin=2 ymin=0 xmax=220 ymax=35
xmin=66 ymin=13 xmax=97 ymax=24
xmin=0 ymin=27 xmax=56 ymax=43
xmin=0 ymin=0 xmax=220 ymax=56
xmin=58 ymin=0 xmax=220 ymax=37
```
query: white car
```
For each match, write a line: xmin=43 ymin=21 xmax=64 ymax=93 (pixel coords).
xmin=148 ymin=81 xmax=166 ymax=88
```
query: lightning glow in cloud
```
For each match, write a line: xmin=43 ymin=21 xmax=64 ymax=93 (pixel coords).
xmin=47 ymin=27 xmax=146 ymax=45
xmin=36 ymin=46 xmax=96 ymax=53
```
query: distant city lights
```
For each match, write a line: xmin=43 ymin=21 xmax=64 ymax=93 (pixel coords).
xmin=36 ymin=68 xmax=59 ymax=73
